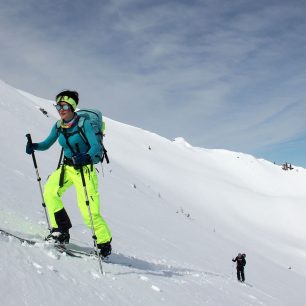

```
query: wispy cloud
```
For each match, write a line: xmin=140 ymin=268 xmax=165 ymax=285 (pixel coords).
xmin=0 ymin=0 xmax=306 ymax=164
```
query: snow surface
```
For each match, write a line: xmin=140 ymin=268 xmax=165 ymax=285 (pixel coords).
xmin=0 ymin=79 xmax=306 ymax=305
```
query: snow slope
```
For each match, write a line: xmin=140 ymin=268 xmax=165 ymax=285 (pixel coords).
xmin=0 ymin=79 xmax=306 ymax=305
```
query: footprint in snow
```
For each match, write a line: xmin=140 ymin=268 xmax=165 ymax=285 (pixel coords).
xmin=32 ymin=261 xmax=43 ymax=274
xmin=151 ymin=285 xmax=161 ymax=292
xmin=139 ymin=276 xmax=161 ymax=292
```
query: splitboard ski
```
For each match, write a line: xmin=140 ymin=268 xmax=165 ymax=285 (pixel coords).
xmin=0 ymin=228 xmax=36 ymax=245
xmin=241 ymin=282 xmax=253 ymax=287
xmin=54 ymin=243 xmax=97 ymax=258
xmin=0 ymin=228 xmax=89 ymax=258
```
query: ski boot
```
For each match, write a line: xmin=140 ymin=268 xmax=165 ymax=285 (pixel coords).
xmin=45 ymin=228 xmax=70 ymax=244
xmin=97 ymin=238 xmax=112 ymax=258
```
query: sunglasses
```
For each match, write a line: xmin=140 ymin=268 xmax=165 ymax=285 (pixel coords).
xmin=55 ymin=104 xmax=71 ymax=111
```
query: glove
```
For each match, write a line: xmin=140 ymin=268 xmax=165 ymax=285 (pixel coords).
xmin=72 ymin=153 xmax=91 ymax=166
xmin=26 ymin=142 xmax=38 ymax=155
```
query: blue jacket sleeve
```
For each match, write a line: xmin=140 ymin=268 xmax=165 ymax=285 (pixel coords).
xmin=82 ymin=119 xmax=100 ymax=159
xmin=36 ymin=124 xmax=59 ymax=151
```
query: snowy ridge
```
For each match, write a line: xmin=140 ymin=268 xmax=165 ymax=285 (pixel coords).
xmin=0 ymin=79 xmax=306 ymax=305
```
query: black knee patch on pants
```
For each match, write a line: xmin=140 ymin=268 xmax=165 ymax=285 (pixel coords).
xmin=55 ymin=208 xmax=72 ymax=231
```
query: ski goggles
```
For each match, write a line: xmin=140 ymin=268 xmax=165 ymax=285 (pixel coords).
xmin=54 ymin=104 xmax=71 ymax=111
xmin=56 ymin=96 xmax=77 ymax=110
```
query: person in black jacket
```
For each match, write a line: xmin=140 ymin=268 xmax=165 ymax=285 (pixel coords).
xmin=232 ymin=253 xmax=246 ymax=282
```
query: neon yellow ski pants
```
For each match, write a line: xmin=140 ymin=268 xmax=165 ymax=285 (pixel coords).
xmin=43 ymin=165 xmax=112 ymax=244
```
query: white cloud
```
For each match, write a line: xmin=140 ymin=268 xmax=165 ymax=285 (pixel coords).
xmin=0 ymin=0 xmax=306 ymax=165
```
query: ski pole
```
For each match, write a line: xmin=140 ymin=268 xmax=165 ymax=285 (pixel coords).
xmin=75 ymin=144 xmax=104 ymax=275
xmin=26 ymin=134 xmax=51 ymax=232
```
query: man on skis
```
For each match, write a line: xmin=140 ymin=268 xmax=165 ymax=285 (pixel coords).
xmin=232 ymin=253 xmax=246 ymax=282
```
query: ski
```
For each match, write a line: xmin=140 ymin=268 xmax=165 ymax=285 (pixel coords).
xmin=0 ymin=228 xmax=37 ymax=245
xmin=0 ymin=228 xmax=85 ymax=258
xmin=0 ymin=228 xmax=114 ymax=263
xmin=52 ymin=244 xmax=86 ymax=258
xmin=241 ymin=282 xmax=253 ymax=287
xmin=54 ymin=243 xmax=97 ymax=258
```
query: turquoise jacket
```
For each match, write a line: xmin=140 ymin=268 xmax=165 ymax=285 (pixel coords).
xmin=36 ymin=117 xmax=100 ymax=160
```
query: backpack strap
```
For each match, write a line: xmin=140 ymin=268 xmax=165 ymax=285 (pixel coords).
xmin=59 ymin=129 xmax=76 ymax=188
xmin=102 ymin=147 xmax=110 ymax=164
xmin=77 ymin=117 xmax=91 ymax=148
xmin=62 ymin=128 xmax=77 ymax=155
xmin=56 ymin=122 xmax=64 ymax=170
xmin=59 ymin=161 xmax=65 ymax=187
xmin=57 ymin=148 xmax=64 ymax=170
xmin=56 ymin=121 xmax=65 ymax=187
xmin=56 ymin=120 xmax=80 ymax=154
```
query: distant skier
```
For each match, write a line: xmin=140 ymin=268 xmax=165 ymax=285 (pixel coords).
xmin=25 ymin=90 xmax=112 ymax=257
xmin=232 ymin=253 xmax=246 ymax=282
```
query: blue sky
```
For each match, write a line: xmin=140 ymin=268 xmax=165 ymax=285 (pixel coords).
xmin=1 ymin=0 xmax=306 ymax=166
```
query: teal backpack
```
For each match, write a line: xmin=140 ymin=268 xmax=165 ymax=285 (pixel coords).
xmin=56 ymin=108 xmax=109 ymax=165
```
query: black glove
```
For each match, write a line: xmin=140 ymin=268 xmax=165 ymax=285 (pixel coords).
xmin=72 ymin=153 xmax=91 ymax=166
xmin=26 ymin=142 xmax=38 ymax=155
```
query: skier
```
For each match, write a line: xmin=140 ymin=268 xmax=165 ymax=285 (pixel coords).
xmin=26 ymin=90 xmax=112 ymax=257
xmin=232 ymin=253 xmax=246 ymax=282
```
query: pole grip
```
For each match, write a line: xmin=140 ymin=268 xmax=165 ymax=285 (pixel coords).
xmin=26 ymin=133 xmax=33 ymax=145
xmin=26 ymin=133 xmax=38 ymax=169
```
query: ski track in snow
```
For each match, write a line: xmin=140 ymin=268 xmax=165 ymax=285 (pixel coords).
xmin=1 ymin=231 xmax=280 ymax=306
